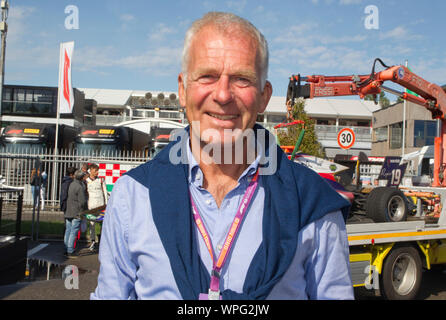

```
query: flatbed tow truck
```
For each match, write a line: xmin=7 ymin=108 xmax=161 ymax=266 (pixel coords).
xmin=286 ymin=59 xmax=446 ymax=299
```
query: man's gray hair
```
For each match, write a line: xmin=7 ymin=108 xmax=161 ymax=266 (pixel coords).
xmin=181 ymin=12 xmax=269 ymax=89
xmin=74 ymin=169 xmax=86 ymax=180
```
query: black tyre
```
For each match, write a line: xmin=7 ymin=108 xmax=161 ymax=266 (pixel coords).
xmin=380 ymin=245 xmax=422 ymax=300
xmin=365 ymin=187 xmax=408 ymax=222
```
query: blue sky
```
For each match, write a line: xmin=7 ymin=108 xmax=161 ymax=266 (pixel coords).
xmin=5 ymin=0 xmax=446 ymax=101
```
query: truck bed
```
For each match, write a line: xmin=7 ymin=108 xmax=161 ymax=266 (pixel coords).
xmin=346 ymin=217 xmax=446 ymax=246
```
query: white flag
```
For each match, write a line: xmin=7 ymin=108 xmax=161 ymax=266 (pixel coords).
xmin=58 ymin=41 xmax=75 ymax=114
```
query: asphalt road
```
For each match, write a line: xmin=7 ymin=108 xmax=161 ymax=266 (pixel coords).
xmin=3 ymin=269 xmax=446 ymax=300
xmin=0 ymin=241 xmax=99 ymax=300
xmin=1 ymin=228 xmax=446 ymax=301
xmin=1 ymin=240 xmax=445 ymax=300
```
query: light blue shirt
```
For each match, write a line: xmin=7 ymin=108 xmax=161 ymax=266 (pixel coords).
xmin=91 ymin=143 xmax=354 ymax=300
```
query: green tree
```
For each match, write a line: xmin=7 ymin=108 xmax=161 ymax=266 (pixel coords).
xmin=365 ymin=91 xmax=390 ymax=108
xmin=276 ymin=98 xmax=325 ymax=158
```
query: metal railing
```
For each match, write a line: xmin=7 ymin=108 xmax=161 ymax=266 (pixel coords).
xmin=0 ymin=149 xmax=148 ymax=208
xmin=95 ymin=114 xmax=127 ymax=125
xmin=95 ymin=112 xmax=185 ymax=126
xmin=314 ymin=125 xmax=372 ymax=142
xmin=262 ymin=123 xmax=372 ymax=142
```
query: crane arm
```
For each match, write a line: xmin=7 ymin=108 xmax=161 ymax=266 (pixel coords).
xmin=287 ymin=58 xmax=446 ymax=186
xmin=287 ymin=59 xmax=446 ymax=119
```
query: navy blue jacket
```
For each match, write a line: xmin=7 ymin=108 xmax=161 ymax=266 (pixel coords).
xmin=60 ymin=175 xmax=73 ymax=212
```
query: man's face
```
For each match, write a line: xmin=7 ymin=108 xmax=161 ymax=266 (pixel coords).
xmin=178 ymin=26 xmax=272 ymax=146
xmin=90 ymin=167 xmax=98 ymax=178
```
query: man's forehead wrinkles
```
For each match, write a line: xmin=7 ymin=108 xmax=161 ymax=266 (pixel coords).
xmin=191 ymin=53 xmax=257 ymax=74
xmin=192 ymin=65 xmax=258 ymax=78
xmin=207 ymin=39 xmax=224 ymax=48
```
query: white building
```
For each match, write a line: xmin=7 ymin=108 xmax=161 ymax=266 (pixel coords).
xmin=263 ymin=96 xmax=380 ymax=158
xmin=79 ymin=88 xmax=379 ymax=158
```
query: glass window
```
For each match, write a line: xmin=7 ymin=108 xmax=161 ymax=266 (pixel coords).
xmin=374 ymin=126 xmax=388 ymax=142
xmin=390 ymin=122 xmax=403 ymax=149
xmin=34 ymin=90 xmax=53 ymax=103
xmin=25 ymin=90 xmax=33 ymax=102
xmin=2 ymin=88 xmax=12 ymax=113
xmin=146 ymin=110 xmax=155 ymax=118
xmin=3 ymin=87 xmax=11 ymax=101
xmin=2 ymin=88 xmax=55 ymax=115
xmin=414 ymin=120 xmax=437 ymax=147
xmin=267 ymin=114 xmax=286 ymax=124
xmin=15 ymin=89 xmax=25 ymax=101
xmin=2 ymin=101 xmax=12 ymax=113
xmin=133 ymin=110 xmax=145 ymax=117
xmin=159 ymin=111 xmax=180 ymax=119
xmin=357 ymin=121 xmax=370 ymax=127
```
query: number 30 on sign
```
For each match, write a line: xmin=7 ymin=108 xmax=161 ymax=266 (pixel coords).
xmin=337 ymin=128 xmax=356 ymax=150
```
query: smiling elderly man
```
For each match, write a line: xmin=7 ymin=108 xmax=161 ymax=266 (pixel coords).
xmin=91 ymin=12 xmax=353 ymax=300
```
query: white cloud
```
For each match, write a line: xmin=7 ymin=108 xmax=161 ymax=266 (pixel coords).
xmin=379 ymin=26 xmax=423 ymax=41
xmin=408 ymin=59 xmax=446 ymax=85
xmin=75 ymin=46 xmax=117 ymax=71
xmin=311 ymin=0 xmax=336 ymax=4
xmin=148 ymin=23 xmax=177 ymax=42
xmin=7 ymin=6 xmax=36 ymax=43
xmin=410 ymin=19 xmax=425 ymax=26
xmin=378 ymin=44 xmax=412 ymax=58
xmin=273 ymin=23 xmax=366 ymax=47
xmin=118 ymin=46 xmax=182 ymax=74
xmin=272 ymin=23 xmax=318 ymax=46
xmin=120 ymin=14 xmax=135 ymax=22
xmin=8 ymin=5 xmax=35 ymax=20
xmin=119 ymin=13 xmax=136 ymax=31
xmin=270 ymin=18 xmax=373 ymax=78
xmin=379 ymin=26 xmax=406 ymax=39
xmin=319 ymin=34 xmax=367 ymax=44
xmin=226 ymin=0 xmax=247 ymax=13
xmin=339 ymin=0 xmax=362 ymax=4
xmin=73 ymin=45 xmax=182 ymax=77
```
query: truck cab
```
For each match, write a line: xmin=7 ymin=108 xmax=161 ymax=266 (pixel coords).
xmin=74 ymin=126 xmax=131 ymax=155
xmin=148 ymin=127 xmax=175 ymax=158
xmin=0 ymin=123 xmax=76 ymax=153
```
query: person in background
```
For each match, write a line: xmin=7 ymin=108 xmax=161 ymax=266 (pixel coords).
xmin=60 ymin=167 xmax=76 ymax=214
xmin=40 ymin=170 xmax=48 ymax=210
xmin=60 ymin=167 xmax=76 ymax=256
xmin=86 ymin=163 xmax=108 ymax=251
xmin=29 ymin=168 xmax=41 ymax=208
xmin=64 ymin=169 xmax=88 ymax=258
xmin=81 ymin=163 xmax=89 ymax=174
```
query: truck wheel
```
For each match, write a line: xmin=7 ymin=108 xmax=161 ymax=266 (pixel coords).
xmin=380 ymin=246 xmax=422 ymax=300
xmin=365 ymin=187 xmax=408 ymax=222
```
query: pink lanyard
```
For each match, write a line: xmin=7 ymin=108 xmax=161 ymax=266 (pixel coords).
xmin=190 ymin=169 xmax=260 ymax=299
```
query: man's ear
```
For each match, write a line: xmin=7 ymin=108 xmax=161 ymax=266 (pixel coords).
xmin=259 ymin=80 xmax=272 ymax=114
xmin=178 ymin=73 xmax=186 ymax=107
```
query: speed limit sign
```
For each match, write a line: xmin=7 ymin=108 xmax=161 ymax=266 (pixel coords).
xmin=337 ymin=128 xmax=356 ymax=150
